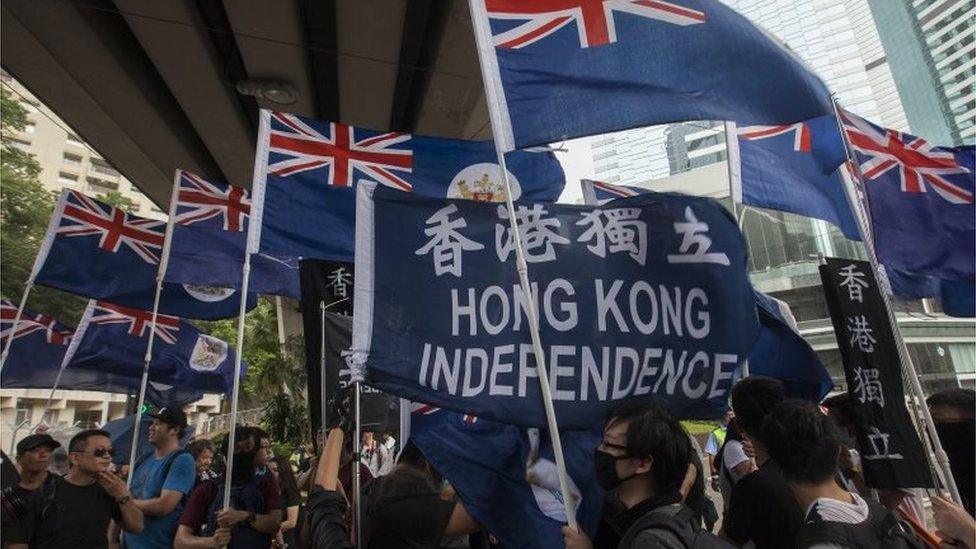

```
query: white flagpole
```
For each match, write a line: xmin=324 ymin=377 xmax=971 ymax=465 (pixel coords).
xmin=723 ymin=122 xmax=749 ymax=378
xmin=0 ymin=190 xmax=69 ymax=374
xmin=829 ymin=99 xmax=961 ymax=505
xmin=320 ymin=301 xmax=328 ymax=433
xmin=468 ymin=0 xmax=577 ymax=529
xmin=353 ymin=381 xmax=363 ymax=547
xmin=126 ymin=170 xmax=183 ymax=486
xmin=223 ymin=109 xmax=272 ymax=516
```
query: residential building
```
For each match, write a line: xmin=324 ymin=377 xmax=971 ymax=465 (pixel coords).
xmin=868 ymin=0 xmax=975 ymax=145
xmin=0 ymin=70 xmax=167 ymax=219
xmin=0 ymin=73 xmax=220 ymax=451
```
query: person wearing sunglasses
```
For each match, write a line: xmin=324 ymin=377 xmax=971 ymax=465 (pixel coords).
xmin=6 ymin=429 xmax=144 ymax=548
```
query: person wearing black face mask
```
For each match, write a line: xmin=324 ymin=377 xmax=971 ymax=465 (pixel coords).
xmin=564 ymin=402 xmax=732 ymax=549
xmin=928 ymin=388 xmax=976 ymax=516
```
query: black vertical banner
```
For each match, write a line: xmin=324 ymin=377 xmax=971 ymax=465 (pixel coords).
xmin=819 ymin=258 xmax=933 ymax=488
xmin=300 ymin=259 xmax=355 ymax=439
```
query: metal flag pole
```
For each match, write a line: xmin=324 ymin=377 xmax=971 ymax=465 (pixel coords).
xmin=829 ymin=98 xmax=962 ymax=505
xmin=221 ymin=256 xmax=252 ymax=512
xmin=126 ymin=280 xmax=165 ymax=486
xmin=353 ymin=381 xmax=363 ymax=547
xmin=126 ymin=169 xmax=183 ymax=486
xmin=467 ymin=0 xmax=577 ymax=528
xmin=223 ymin=110 xmax=272 ymax=519
xmin=320 ymin=301 xmax=328 ymax=434
xmin=723 ymin=121 xmax=750 ymax=379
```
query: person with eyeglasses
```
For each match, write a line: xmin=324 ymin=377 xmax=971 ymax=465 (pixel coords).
xmin=6 ymin=429 xmax=144 ymax=548
xmin=124 ymin=407 xmax=198 ymax=548
xmin=563 ymin=402 xmax=731 ymax=549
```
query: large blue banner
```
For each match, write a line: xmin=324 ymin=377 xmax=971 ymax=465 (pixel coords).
xmin=350 ymin=184 xmax=758 ymax=428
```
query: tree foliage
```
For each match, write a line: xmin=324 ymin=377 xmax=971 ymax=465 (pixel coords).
xmin=0 ymin=89 xmax=87 ymax=324
xmin=199 ymin=298 xmax=306 ymax=406
xmin=96 ymin=190 xmax=137 ymax=213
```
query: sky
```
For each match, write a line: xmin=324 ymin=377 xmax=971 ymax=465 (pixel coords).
xmin=553 ymin=136 xmax=594 ymax=204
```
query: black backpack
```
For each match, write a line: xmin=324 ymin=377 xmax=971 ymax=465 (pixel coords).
xmin=618 ymin=503 xmax=736 ymax=549
xmin=795 ymin=499 xmax=925 ymax=549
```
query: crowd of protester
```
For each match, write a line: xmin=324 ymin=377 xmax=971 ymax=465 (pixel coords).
xmin=1 ymin=382 xmax=973 ymax=548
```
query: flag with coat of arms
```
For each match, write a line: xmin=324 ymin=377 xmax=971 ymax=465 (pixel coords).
xmin=163 ymin=170 xmax=301 ymax=298
xmin=60 ymin=299 xmax=242 ymax=394
xmin=249 ymin=109 xmax=566 ymax=262
xmin=31 ymin=189 xmax=255 ymax=320
xmin=467 ymin=0 xmax=833 ymax=151
xmin=725 ymin=110 xmax=974 ymax=317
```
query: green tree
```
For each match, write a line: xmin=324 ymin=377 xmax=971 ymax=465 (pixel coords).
xmin=199 ymin=297 xmax=308 ymax=445
xmin=96 ymin=190 xmax=137 ymax=213
xmin=0 ymin=89 xmax=86 ymax=324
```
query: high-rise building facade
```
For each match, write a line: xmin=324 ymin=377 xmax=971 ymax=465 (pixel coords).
xmin=1 ymin=71 xmax=166 ymax=219
xmin=868 ymin=0 xmax=975 ymax=145
xmin=584 ymin=1 xmax=975 ymax=392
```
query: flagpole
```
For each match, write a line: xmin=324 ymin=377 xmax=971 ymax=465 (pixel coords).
xmin=468 ymin=0 xmax=576 ymax=529
xmin=126 ymin=280 xmax=164 ymax=486
xmin=0 ymin=283 xmax=34 ymax=373
xmin=829 ymin=98 xmax=961 ymax=505
xmin=319 ymin=301 xmax=328 ymax=434
xmin=353 ymin=381 xmax=362 ymax=548
xmin=221 ymin=256 xmax=251 ymax=513
xmin=723 ymin=122 xmax=750 ymax=379
xmin=125 ymin=170 xmax=183 ymax=487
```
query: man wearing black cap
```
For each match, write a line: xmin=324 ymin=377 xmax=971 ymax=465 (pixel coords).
xmin=1 ymin=434 xmax=61 ymax=544
xmin=124 ymin=407 xmax=197 ymax=548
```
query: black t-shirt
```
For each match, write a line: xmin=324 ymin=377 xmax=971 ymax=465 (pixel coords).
xmin=364 ymin=468 xmax=456 ymax=549
xmin=724 ymin=461 xmax=803 ymax=549
xmin=8 ymin=475 xmax=121 ymax=549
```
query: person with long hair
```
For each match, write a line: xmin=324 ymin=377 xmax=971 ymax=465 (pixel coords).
xmin=270 ymin=456 xmax=300 ymax=548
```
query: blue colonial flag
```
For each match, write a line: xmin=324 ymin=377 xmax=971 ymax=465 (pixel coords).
xmin=61 ymin=300 xmax=241 ymax=394
xmin=249 ymin=109 xmax=566 ymax=262
xmin=468 ymin=0 xmax=833 ymax=150
xmin=32 ymin=190 xmax=254 ymax=320
xmin=164 ymin=170 xmax=300 ymax=298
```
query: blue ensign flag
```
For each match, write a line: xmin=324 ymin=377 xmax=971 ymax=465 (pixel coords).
xmin=409 ymin=404 xmax=603 ymax=549
xmin=32 ymin=190 xmax=255 ymax=320
xmin=750 ymin=291 xmax=833 ymax=399
xmin=249 ymin=109 xmax=566 ymax=262
xmin=61 ymin=300 xmax=241 ymax=394
xmin=164 ymin=170 xmax=300 ymax=298
xmin=468 ymin=0 xmax=833 ymax=151
xmin=580 ymin=179 xmax=648 ymax=206
xmin=841 ymin=110 xmax=976 ymax=282
xmin=729 ymin=117 xmax=857 ymax=239
xmin=1 ymin=299 xmax=202 ymax=406
xmin=350 ymin=183 xmax=758 ymax=428
xmin=1 ymin=297 xmax=73 ymax=378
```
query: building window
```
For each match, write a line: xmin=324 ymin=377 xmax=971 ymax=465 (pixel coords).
xmin=20 ymin=101 xmax=38 ymax=114
xmin=66 ymin=133 xmax=85 ymax=147
xmin=58 ymin=172 xmax=78 ymax=186
xmin=74 ymin=410 xmax=102 ymax=429
xmin=11 ymin=139 xmax=31 ymax=152
xmin=87 ymin=177 xmax=119 ymax=194
xmin=63 ymin=152 xmax=82 ymax=166
xmin=14 ymin=402 xmax=31 ymax=425
xmin=90 ymin=158 xmax=119 ymax=177
xmin=41 ymin=409 xmax=59 ymax=426
xmin=23 ymin=123 xmax=35 ymax=134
